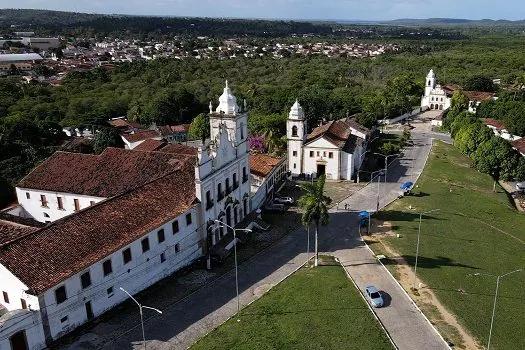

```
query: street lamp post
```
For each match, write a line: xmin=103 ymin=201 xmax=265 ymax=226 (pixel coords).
xmin=119 ymin=287 xmax=162 ymax=350
xmin=473 ymin=269 xmax=522 ymax=350
xmin=215 ymin=219 xmax=252 ymax=316
xmin=374 ymin=152 xmax=398 ymax=184
xmin=413 ymin=208 xmax=440 ymax=290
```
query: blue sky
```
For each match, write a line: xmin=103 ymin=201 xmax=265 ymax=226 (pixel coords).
xmin=1 ymin=0 xmax=524 ymax=21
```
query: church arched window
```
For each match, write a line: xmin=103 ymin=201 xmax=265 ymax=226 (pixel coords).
xmin=240 ymin=122 xmax=244 ymax=140
xmin=292 ymin=125 xmax=298 ymax=137
xmin=428 ymin=80 xmax=431 ymax=86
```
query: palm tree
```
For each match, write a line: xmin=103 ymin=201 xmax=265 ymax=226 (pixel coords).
xmin=297 ymin=175 xmax=332 ymax=266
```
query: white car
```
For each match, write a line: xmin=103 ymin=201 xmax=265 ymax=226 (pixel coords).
xmin=516 ymin=182 xmax=525 ymax=192
xmin=273 ymin=197 xmax=295 ymax=205
xmin=365 ymin=285 xmax=384 ymax=308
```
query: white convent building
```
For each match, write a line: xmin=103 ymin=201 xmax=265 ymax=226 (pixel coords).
xmin=421 ymin=69 xmax=452 ymax=111
xmin=0 ymin=81 xmax=252 ymax=350
xmin=287 ymin=100 xmax=370 ymax=180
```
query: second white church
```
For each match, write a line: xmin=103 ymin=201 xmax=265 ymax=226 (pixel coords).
xmin=286 ymin=100 xmax=370 ymax=181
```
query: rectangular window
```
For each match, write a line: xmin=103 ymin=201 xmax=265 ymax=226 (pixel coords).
xmin=141 ymin=237 xmax=150 ymax=252
xmin=293 ymin=163 xmax=296 ymax=169
xmin=40 ymin=194 xmax=48 ymax=207
xmin=21 ymin=298 xmax=27 ymax=309
xmin=90 ymin=201 xmax=96 ymax=206
xmin=57 ymin=196 xmax=64 ymax=210
xmin=74 ymin=199 xmax=80 ymax=211
xmin=316 ymin=151 xmax=320 ymax=156
xmin=2 ymin=291 xmax=9 ymax=303
xmin=160 ymin=252 xmax=166 ymax=263
xmin=55 ymin=286 xmax=67 ymax=304
xmin=60 ymin=316 xmax=68 ymax=323
xmin=25 ymin=192 xmax=30 ymax=199
xmin=107 ymin=287 xmax=114 ymax=297
xmin=329 ymin=152 xmax=333 ymax=159
xmin=323 ymin=151 xmax=326 ymax=157
xmin=80 ymin=271 xmax=91 ymax=289
xmin=292 ymin=151 xmax=297 ymax=157
xmin=122 ymin=248 xmax=132 ymax=264
xmin=158 ymin=229 xmax=165 ymax=243
xmin=186 ymin=213 xmax=192 ymax=225
xmin=172 ymin=220 xmax=179 ymax=234
xmin=102 ymin=259 xmax=112 ymax=276
xmin=310 ymin=151 xmax=314 ymax=157
xmin=175 ymin=244 xmax=180 ymax=253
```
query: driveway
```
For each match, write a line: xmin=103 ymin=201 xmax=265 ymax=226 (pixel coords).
xmin=73 ymin=112 xmax=449 ymax=350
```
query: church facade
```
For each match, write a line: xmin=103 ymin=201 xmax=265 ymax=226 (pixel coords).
xmin=287 ymin=101 xmax=369 ymax=181
xmin=421 ymin=69 xmax=452 ymax=110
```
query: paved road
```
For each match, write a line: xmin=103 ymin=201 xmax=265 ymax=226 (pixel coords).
xmin=331 ymin=113 xmax=451 ymax=350
xmin=91 ymin=112 xmax=450 ymax=350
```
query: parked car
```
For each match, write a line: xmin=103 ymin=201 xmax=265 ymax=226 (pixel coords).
xmin=365 ymin=285 xmax=384 ymax=308
xmin=516 ymin=182 xmax=525 ymax=192
xmin=273 ymin=196 xmax=295 ymax=205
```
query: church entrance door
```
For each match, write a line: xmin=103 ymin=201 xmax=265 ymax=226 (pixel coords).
xmin=317 ymin=164 xmax=326 ymax=177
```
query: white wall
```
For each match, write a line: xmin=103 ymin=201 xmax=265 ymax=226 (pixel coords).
xmin=0 ymin=265 xmax=40 ymax=312
xmin=39 ymin=206 xmax=201 ymax=342
xmin=15 ymin=188 xmax=104 ymax=223
xmin=303 ymin=138 xmax=340 ymax=180
xmin=0 ymin=310 xmax=46 ymax=350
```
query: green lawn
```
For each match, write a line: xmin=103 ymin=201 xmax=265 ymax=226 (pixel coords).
xmin=191 ymin=256 xmax=394 ymax=350
xmin=377 ymin=141 xmax=525 ymax=350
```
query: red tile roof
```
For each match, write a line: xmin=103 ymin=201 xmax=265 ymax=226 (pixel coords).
xmin=307 ymin=118 xmax=368 ymax=153
xmin=17 ymin=148 xmax=188 ymax=198
xmin=0 ymin=221 xmax=38 ymax=246
xmin=134 ymin=139 xmax=168 ymax=152
xmin=249 ymin=154 xmax=282 ymax=177
xmin=122 ymin=130 xmax=161 ymax=143
xmin=482 ymin=118 xmax=505 ymax=130
xmin=463 ymin=91 xmax=495 ymax=102
xmin=157 ymin=143 xmax=198 ymax=156
xmin=0 ymin=160 xmax=197 ymax=295
xmin=157 ymin=124 xmax=190 ymax=136
xmin=512 ymin=139 xmax=525 ymax=154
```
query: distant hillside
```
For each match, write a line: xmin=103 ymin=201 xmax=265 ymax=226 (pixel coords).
xmin=384 ymin=18 xmax=525 ymax=27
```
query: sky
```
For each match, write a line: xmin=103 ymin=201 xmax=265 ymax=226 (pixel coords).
xmin=0 ymin=0 xmax=524 ymax=21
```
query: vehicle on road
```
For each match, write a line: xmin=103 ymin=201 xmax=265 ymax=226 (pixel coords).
xmin=516 ymin=182 xmax=525 ymax=192
xmin=273 ymin=196 xmax=295 ymax=205
xmin=365 ymin=285 xmax=384 ymax=308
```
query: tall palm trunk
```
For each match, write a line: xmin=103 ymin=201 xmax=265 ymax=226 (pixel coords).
xmin=315 ymin=221 xmax=319 ymax=266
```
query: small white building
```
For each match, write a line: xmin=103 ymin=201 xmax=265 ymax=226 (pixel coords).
xmin=287 ymin=101 xmax=369 ymax=180
xmin=421 ymin=69 xmax=452 ymax=111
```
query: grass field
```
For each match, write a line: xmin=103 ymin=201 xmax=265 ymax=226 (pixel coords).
xmin=191 ymin=256 xmax=394 ymax=350
xmin=377 ymin=141 xmax=525 ymax=350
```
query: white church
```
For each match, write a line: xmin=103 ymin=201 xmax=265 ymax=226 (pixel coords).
xmin=0 ymin=81 xmax=253 ymax=350
xmin=420 ymin=69 xmax=452 ymax=111
xmin=287 ymin=100 xmax=370 ymax=181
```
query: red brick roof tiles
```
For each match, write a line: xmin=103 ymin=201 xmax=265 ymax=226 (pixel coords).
xmin=482 ymin=118 xmax=505 ymax=130
xmin=512 ymin=139 xmax=525 ymax=154
xmin=249 ymin=154 xmax=282 ymax=177
xmin=306 ymin=118 xmax=368 ymax=152
xmin=17 ymin=148 xmax=187 ymax=198
xmin=134 ymin=139 xmax=168 ymax=152
xmin=122 ymin=130 xmax=161 ymax=143
xmin=0 ymin=161 xmax=197 ymax=295
xmin=463 ymin=91 xmax=495 ymax=102
xmin=0 ymin=221 xmax=38 ymax=246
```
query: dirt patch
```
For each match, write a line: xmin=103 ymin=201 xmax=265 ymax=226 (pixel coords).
xmin=365 ymin=220 xmax=481 ymax=350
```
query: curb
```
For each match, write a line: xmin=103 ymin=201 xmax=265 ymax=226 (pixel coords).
xmin=334 ymin=256 xmax=398 ymax=350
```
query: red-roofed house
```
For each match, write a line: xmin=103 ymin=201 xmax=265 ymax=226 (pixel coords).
xmin=482 ymin=118 xmax=522 ymax=141
xmin=249 ymin=154 xmax=287 ymax=209
xmin=121 ymin=129 xmax=163 ymax=149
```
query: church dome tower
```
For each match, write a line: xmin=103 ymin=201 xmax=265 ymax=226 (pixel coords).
xmin=425 ymin=69 xmax=437 ymax=96
xmin=287 ymin=100 xmax=307 ymax=176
